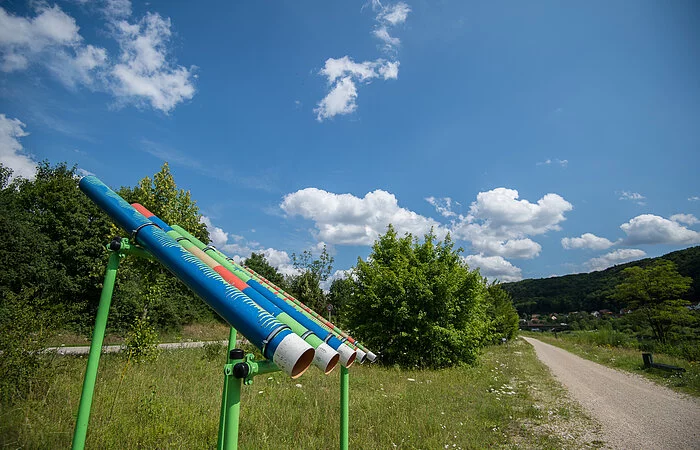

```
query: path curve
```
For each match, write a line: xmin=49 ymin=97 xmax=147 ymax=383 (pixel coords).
xmin=522 ymin=337 xmax=700 ymax=449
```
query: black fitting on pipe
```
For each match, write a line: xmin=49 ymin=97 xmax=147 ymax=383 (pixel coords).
xmin=109 ymin=237 xmax=123 ymax=251
xmin=233 ymin=362 xmax=249 ymax=379
xmin=229 ymin=348 xmax=245 ymax=360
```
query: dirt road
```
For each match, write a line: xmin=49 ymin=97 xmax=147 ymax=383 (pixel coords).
xmin=522 ymin=337 xmax=700 ymax=449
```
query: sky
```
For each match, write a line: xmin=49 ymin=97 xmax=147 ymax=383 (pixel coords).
xmin=1 ymin=0 xmax=699 ymax=284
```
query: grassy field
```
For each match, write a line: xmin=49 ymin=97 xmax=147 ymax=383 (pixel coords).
xmin=522 ymin=331 xmax=700 ymax=397
xmin=0 ymin=338 xmax=603 ymax=449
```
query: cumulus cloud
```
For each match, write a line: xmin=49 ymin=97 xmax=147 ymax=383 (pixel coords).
xmin=620 ymin=214 xmax=700 ymax=245
xmin=0 ymin=114 xmax=37 ymax=180
xmin=110 ymin=13 xmax=196 ymax=112
xmin=689 ymin=196 xmax=700 ymax=202
xmin=281 ymin=187 xmax=446 ymax=245
xmin=315 ymin=56 xmax=399 ymax=121
xmin=0 ymin=3 xmax=195 ymax=113
xmin=561 ymin=233 xmax=616 ymax=250
xmin=200 ymin=216 xmax=229 ymax=248
xmin=451 ymin=187 xmax=572 ymax=259
xmin=463 ymin=254 xmax=523 ymax=282
xmin=670 ymin=214 xmax=699 ymax=226
xmin=585 ymin=249 xmax=646 ymax=272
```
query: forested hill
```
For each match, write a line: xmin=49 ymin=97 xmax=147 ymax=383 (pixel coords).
xmin=501 ymin=246 xmax=700 ymax=314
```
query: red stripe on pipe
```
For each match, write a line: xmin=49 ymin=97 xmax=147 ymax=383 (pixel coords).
xmin=213 ymin=266 xmax=249 ymax=291
xmin=132 ymin=203 xmax=154 ymax=217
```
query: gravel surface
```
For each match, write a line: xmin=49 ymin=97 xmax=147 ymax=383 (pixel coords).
xmin=43 ymin=340 xmax=230 ymax=355
xmin=523 ymin=337 xmax=700 ymax=450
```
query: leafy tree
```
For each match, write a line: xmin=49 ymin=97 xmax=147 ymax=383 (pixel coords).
xmin=613 ymin=260 xmax=694 ymax=342
xmin=287 ymin=245 xmax=334 ymax=314
xmin=345 ymin=225 xmax=491 ymax=369
xmin=483 ymin=283 xmax=519 ymax=342
xmin=0 ymin=162 xmax=113 ymax=329
xmin=244 ymin=252 xmax=287 ymax=289
xmin=113 ymin=163 xmax=215 ymax=330
xmin=328 ymin=275 xmax=355 ymax=326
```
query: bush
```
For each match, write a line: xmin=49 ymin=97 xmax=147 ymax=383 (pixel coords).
xmin=345 ymin=226 xmax=492 ymax=369
xmin=124 ymin=314 xmax=160 ymax=363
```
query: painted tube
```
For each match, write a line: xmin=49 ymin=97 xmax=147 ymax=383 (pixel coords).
xmin=78 ymin=176 xmax=314 ymax=379
xmin=131 ymin=204 xmax=339 ymax=375
xmin=169 ymin=225 xmax=368 ymax=364
xmin=169 ymin=224 xmax=357 ymax=368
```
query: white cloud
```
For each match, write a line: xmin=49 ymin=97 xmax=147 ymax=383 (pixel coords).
xmin=281 ymin=187 xmax=447 ymax=245
xmin=670 ymin=214 xmax=699 ymax=226
xmin=110 ymin=13 xmax=196 ymax=113
xmin=0 ymin=114 xmax=36 ymax=180
xmin=619 ymin=191 xmax=645 ymax=205
xmin=379 ymin=2 xmax=411 ymax=25
xmin=462 ymin=254 xmax=523 ymax=282
xmin=561 ymin=233 xmax=616 ymax=250
xmin=425 ymin=196 xmax=457 ymax=218
xmin=0 ymin=4 xmax=106 ymax=80
xmin=620 ymin=214 xmax=700 ymax=245
xmin=0 ymin=4 xmax=195 ymax=113
xmin=689 ymin=196 xmax=700 ymax=202
xmin=315 ymin=56 xmax=399 ymax=121
xmin=373 ymin=26 xmax=400 ymax=49
xmin=470 ymin=238 xmax=542 ymax=259
xmin=585 ymin=249 xmax=646 ymax=272
xmin=200 ymin=216 xmax=229 ymax=248
xmin=451 ymin=188 xmax=572 ymax=259
xmin=536 ymin=158 xmax=568 ymax=167
xmin=314 ymin=76 xmax=358 ymax=121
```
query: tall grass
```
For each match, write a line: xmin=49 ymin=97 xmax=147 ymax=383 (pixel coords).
xmin=0 ymin=340 xmax=598 ymax=449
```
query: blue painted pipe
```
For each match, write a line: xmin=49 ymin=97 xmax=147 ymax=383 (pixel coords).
xmin=78 ymin=176 xmax=314 ymax=378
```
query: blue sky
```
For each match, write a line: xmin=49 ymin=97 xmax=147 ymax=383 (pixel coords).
xmin=1 ymin=0 xmax=699 ymax=283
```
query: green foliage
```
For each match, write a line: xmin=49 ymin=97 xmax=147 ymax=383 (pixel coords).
xmin=201 ymin=341 xmax=226 ymax=362
xmin=613 ymin=260 xmax=694 ymax=343
xmin=124 ymin=314 xmax=160 ymax=363
xmin=287 ymin=245 xmax=334 ymax=314
xmin=111 ymin=163 xmax=216 ymax=330
xmin=0 ymin=162 xmax=113 ymax=331
xmin=328 ymin=275 xmax=355 ymax=326
xmin=484 ymin=284 xmax=519 ymax=342
xmin=244 ymin=252 xmax=287 ymax=289
xmin=0 ymin=288 xmax=64 ymax=403
xmin=502 ymin=245 xmax=700 ymax=315
xmin=346 ymin=225 xmax=491 ymax=369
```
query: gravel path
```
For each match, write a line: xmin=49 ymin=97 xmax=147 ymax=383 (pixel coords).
xmin=522 ymin=337 xmax=700 ymax=449
xmin=43 ymin=340 xmax=230 ymax=355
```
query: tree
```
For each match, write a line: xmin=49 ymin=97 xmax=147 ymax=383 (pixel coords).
xmin=111 ymin=162 xmax=215 ymax=331
xmin=328 ymin=275 xmax=355 ymax=326
xmin=244 ymin=252 xmax=287 ymax=290
xmin=287 ymin=245 xmax=334 ymax=314
xmin=0 ymin=162 xmax=113 ymax=329
xmin=483 ymin=283 xmax=519 ymax=342
xmin=613 ymin=260 xmax=693 ymax=342
xmin=345 ymin=225 xmax=491 ymax=369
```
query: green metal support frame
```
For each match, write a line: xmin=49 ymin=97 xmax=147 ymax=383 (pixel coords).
xmin=72 ymin=238 xmax=351 ymax=450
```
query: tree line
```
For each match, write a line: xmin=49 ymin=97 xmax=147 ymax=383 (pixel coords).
xmin=0 ymin=161 xmax=519 ymax=374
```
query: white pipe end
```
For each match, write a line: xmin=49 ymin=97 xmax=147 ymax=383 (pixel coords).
xmin=355 ymin=348 xmax=367 ymax=364
xmin=337 ymin=344 xmax=357 ymax=368
xmin=272 ymin=333 xmax=315 ymax=379
xmin=312 ymin=342 xmax=340 ymax=374
xmin=366 ymin=351 xmax=377 ymax=362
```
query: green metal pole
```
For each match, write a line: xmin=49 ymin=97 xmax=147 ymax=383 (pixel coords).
xmin=340 ymin=366 xmax=349 ymax=450
xmin=217 ymin=327 xmax=238 ymax=450
xmin=224 ymin=366 xmax=242 ymax=450
xmin=72 ymin=251 xmax=121 ymax=450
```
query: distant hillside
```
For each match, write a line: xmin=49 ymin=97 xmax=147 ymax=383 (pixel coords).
xmin=501 ymin=246 xmax=700 ymax=315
